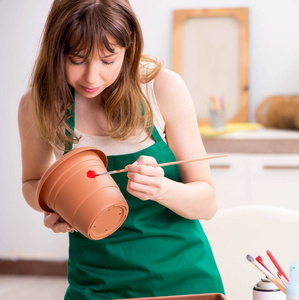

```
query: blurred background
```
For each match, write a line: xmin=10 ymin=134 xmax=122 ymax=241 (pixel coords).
xmin=1 ymin=0 xmax=299 ymax=299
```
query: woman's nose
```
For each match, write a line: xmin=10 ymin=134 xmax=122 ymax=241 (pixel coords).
xmin=85 ymin=61 xmax=101 ymax=85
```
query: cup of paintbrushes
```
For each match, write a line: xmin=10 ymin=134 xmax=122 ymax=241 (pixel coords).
xmin=209 ymin=95 xmax=226 ymax=131
xmin=209 ymin=109 xmax=226 ymax=131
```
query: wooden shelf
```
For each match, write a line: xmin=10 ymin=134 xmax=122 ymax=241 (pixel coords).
xmin=203 ymin=138 xmax=299 ymax=154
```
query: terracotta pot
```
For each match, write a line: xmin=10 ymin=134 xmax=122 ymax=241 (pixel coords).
xmin=37 ymin=147 xmax=128 ymax=240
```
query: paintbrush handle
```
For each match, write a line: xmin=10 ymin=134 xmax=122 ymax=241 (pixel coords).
xmin=272 ymin=277 xmax=286 ymax=293
xmin=252 ymin=260 xmax=286 ymax=294
xmin=266 ymin=250 xmax=289 ymax=282
xmin=155 ymin=154 xmax=228 ymax=168
xmin=98 ymin=154 xmax=228 ymax=176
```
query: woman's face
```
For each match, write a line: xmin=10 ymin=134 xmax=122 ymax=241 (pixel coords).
xmin=65 ymin=44 xmax=126 ymax=99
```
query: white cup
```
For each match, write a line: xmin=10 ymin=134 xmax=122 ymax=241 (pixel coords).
xmin=253 ymin=278 xmax=286 ymax=300
xmin=209 ymin=108 xmax=226 ymax=131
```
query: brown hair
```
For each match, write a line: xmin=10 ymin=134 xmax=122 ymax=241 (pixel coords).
xmin=30 ymin=0 xmax=162 ymax=150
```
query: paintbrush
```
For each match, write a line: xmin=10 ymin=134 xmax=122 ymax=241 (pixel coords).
xmin=266 ymin=250 xmax=289 ymax=282
xmin=256 ymin=256 xmax=273 ymax=274
xmin=87 ymin=154 xmax=229 ymax=178
xmin=246 ymin=254 xmax=286 ymax=293
xmin=256 ymin=256 xmax=286 ymax=287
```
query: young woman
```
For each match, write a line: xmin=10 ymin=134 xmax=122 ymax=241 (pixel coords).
xmin=18 ymin=0 xmax=225 ymax=299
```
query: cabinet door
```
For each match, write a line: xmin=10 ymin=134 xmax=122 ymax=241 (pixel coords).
xmin=209 ymin=154 xmax=249 ymax=209
xmin=248 ymin=154 xmax=299 ymax=210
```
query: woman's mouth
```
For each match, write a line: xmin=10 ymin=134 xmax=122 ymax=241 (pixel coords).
xmin=81 ymin=86 xmax=100 ymax=93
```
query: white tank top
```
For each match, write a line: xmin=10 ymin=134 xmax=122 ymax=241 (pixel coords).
xmin=54 ymin=75 xmax=166 ymax=160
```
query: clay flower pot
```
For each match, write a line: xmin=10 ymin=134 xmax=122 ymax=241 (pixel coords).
xmin=37 ymin=147 xmax=128 ymax=240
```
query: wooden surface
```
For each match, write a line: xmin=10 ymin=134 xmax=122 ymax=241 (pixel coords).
xmin=0 ymin=259 xmax=67 ymax=276
xmin=201 ymin=126 xmax=299 ymax=154
xmin=203 ymin=138 xmax=299 ymax=154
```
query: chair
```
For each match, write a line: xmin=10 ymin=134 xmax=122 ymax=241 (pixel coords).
xmin=201 ymin=205 xmax=299 ymax=300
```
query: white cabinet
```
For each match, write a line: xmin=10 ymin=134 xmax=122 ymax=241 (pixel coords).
xmin=210 ymin=153 xmax=299 ymax=210
xmin=209 ymin=154 xmax=250 ymax=209
xmin=248 ymin=154 xmax=299 ymax=210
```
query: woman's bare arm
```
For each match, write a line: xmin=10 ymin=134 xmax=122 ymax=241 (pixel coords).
xmin=18 ymin=91 xmax=74 ymax=232
xmin=126 ymin=68 xmax=217 ymax=220
xmin=18 ymin=91 xmax=54 ymax=211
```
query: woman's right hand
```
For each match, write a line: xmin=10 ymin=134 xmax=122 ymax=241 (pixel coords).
xmin=44 ymin=212 xmax=76 ymax=233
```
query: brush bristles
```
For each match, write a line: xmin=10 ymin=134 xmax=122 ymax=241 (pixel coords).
xmin=246 ymin=254 xmax=254 ymax=262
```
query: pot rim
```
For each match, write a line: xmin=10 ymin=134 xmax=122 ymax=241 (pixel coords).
xmin=37 ymin=146 xmax=108 ymax=211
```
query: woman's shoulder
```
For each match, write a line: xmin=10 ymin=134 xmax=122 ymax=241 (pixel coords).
xmin=18 ymin=90 xmax=32 ymax=114
xmin=154 ymin=68 xmax=184 ymax=87
xmin=154 ymin=68 xmax=189 ymax=104
xmin=153 ymin=68 xmax=194 ymax=125
xmin=18 ymin=90 xmax=34 ymax=128
xmin=139 ymin=57 xmax=184 ymax=88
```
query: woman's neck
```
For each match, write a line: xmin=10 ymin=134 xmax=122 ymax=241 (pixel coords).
xmin=74 ymin=91 xmax=109 ymax=136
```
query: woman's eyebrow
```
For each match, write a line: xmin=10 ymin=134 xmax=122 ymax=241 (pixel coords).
xmin=68 ymin=53 xmax=85 ymax=58
xmin=68 ymin=51 xmax=119 ymax=59
xmin=102 ymin=52 xmax=119 ymax=58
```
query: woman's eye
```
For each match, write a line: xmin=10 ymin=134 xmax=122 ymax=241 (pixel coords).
xmin=70 ymin=59 xmax=85 ymax=65
xmin=68 ymin=56 xmax=85 ymax=65
xmin=102 ymin=60 xmax=115 ymax=65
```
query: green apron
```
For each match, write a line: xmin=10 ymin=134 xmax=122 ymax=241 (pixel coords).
xmin=63 ymin=101 xmax=224 ymax=299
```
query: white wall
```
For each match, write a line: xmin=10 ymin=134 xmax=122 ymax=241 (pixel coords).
xmin=1 ymin=0 xmax=299 ymax=260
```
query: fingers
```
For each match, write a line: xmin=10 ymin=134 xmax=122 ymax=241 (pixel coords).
xmin=136 ymin=155 xmax=157 ymax=166
xmin=127 ymin=166 xmax=164 ymax=185
xmin=44 ymin=212 xmax=75 ymax=234
xmin=127 ymin=181 xmax=160 ymax=201
xmin=126 ymin=156 xmax=165 ymax=201
xmin=126 ymin=156 xmax=160 ymax=174
xmin=126 ymin=155 xmax=164 ymax=183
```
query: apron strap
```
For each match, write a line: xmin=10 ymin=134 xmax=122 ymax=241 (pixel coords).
xmin=150 ymin=123 xmax=164 ymax=144
xmin=141 ymin=99 xmax=164 ymax=144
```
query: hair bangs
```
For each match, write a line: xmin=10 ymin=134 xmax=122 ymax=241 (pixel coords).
xmin=64 ymin=20 xmax=95 ymax=60
xmin=64 ymin=6 xmax=130 ymax=59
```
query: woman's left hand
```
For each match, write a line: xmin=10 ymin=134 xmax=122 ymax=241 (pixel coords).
xmin=125 ymin=155 xmax=165 ymax=201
